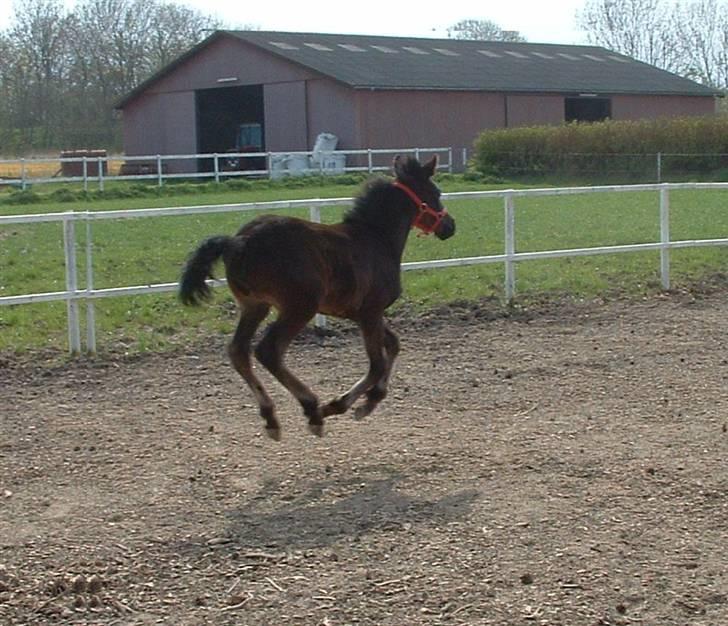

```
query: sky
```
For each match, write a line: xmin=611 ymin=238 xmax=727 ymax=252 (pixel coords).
xmin=0 ymin=0 xmax=589 ymax=45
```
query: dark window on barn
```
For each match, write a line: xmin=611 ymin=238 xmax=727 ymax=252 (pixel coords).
xmin=565 ymin=97 xmax=611 ymax=123
xmin=195 ymin=85 xmax=265 ymax=171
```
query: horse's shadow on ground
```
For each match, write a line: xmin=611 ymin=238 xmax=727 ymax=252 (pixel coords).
xmin=221 ymin=467 xmax=479 ymax=551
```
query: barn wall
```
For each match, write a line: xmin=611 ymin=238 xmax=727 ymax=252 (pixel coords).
xmin=306 ymin=80 xmax=358 ymax=150
xmin=121 ymin=36 xmax=320 ymax=157
xmin=122 ymin=91 xmax=197 ymax=169
xmin=144 ymin=37 xmax=318 ymax=95
xmin=264 ymin=82 xmax=309 ymax=151
xmin=355 ymin=90 xmax=506 ymax=153
xmin=506 ymin=94 xmax=565 ymax=126
xmin=611 ymin=95 xmax=717 ymax=120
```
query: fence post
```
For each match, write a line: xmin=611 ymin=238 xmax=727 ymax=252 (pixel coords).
xmin=309 ymin=205 xmax=327 ymax=331
xmin=63 ymin=215 xmax=82 ymax=356
xmin=85 ymin=216 xmax=97 ymax=355
xmin=367 ymin=149 xmax=373 ymax=174
xmin=214 ymin=153 xmax=220 ymax=183
xmin=97 ymin=157 xmax=105 ymax=191
xmin=504 ymin=192 xmax=516 ymax=302
xmin=447 ymin=147 xmax=453 ymax=173
xmin=157 ymin=155 xmax=163 ymax=187
xmin=83 ymin=157 xmax=89 ymax=192
xmin=656 ymin=152 xmax=662 ymax=183
xmin=21 ymin=158 xmax=27 ymax=191
xmin=660 ymin=184 xmax=670 ymax=290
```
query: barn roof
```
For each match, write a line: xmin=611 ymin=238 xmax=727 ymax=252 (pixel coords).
xmin=117 ymin=30 xmax=721 ymax=108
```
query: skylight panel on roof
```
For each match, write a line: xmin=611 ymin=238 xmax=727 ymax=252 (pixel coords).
xmin=583 ymin=54 xmax=606 ymax=61
xmin=269 ymin=41 xmax=299 ymax=50
xmin=433 ymin=48 xmax=459 ymax=56
xmin=338 ymin=44 xmax=366 ymax=52
xmin=504 ymin=50 xmax=528 ymax=59
xmin=371 ymin=45 xmax=398 ymax=53
xmin=304 ymin=43 xmax=333 ymax=51
xmin=402 ymin=46 xmax=429 ymax=55
xmin=478 ymin=50 xmax=502 ymax=58
xmin=557 ymin=52 xmax=580 ymax=60
xmin=532 ymin=52 xmax=554 ymax=59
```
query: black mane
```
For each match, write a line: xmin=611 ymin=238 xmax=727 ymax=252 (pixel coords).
xmin=342 ymin=156 xmax=426 ymax=227
xmin=342 ymin=177 xmax=399 ymax=227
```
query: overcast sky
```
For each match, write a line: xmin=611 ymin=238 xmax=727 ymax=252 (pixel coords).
xmin=0 ymin=0 xmax=589 ymax=45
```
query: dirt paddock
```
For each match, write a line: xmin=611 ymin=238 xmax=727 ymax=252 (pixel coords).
xmin=1 ymin=292 xmax=727 ymax=625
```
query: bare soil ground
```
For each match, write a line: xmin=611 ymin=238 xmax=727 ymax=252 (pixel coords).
xmin=1 ymin=291 xmax=727 ymax=626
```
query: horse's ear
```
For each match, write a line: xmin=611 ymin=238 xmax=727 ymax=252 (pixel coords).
xmin=423 ymin=155 xmax=438 ymax=178
xmin=393 ymin=154 xmax=404 ymax=177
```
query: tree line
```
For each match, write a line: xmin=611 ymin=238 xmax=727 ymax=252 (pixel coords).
xmin=0 ymin=0 xmax=726 ymax=156
xmin=579 ymin=0 xmax=728 ymax=91
xmin=0 ymin=0 xmax=218 ymax=154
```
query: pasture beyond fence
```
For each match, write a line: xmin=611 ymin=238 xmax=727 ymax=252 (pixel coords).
xmin=2 ymin=149 xmax=728 ymax=190
xmin=0 ymin=147 xmax=455 ymax=191
xmin=1 ymin=182 xmax=727 ymax=356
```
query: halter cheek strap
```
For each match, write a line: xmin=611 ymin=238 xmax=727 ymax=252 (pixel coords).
xmin=392 ymin=181 xmax=448 ymax=235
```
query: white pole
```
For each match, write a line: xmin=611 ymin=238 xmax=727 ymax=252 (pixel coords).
xmin=657 ymin=152 xmax=662 ymax=183
xmin=97 ymin=157 xmax=105 ymax=192
xmin=85 ymin=218 xmax=96 ymax=355
xmin=309 ymin=205 xmax=327 ymax=330
xmin=157 ymin=155 xmax=163 ymax=186
xmin=660 ymin=184 xmax=670 ymax=290
xmin=63 ymin=217 xmax=82 ymax=355
xmin=504 ymin=192 xmax=516 ymax=302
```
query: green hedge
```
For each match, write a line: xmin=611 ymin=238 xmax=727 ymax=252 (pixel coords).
xmin=472 ymin=116 xmax=728 ymax=183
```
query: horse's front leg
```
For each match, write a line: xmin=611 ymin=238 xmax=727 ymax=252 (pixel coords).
xmin=322 ymin=317 xmax=386 ymax=418
xmin=353 ymin=322 xmax=400 ymax=419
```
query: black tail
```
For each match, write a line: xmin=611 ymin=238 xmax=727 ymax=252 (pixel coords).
xmin=179 ymin=235 xmax=232 ymax=306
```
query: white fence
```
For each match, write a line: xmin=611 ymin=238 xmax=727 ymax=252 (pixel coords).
xmin=1 ymin=182 xmax=727 ymax=355
xmin=0 ymin=147 xmax=455 ymax=190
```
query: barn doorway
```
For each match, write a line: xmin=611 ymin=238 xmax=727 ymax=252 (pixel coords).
xmin=195 ymin=85 xmax=265 ymax=172
xmin=565 ymin=97 xmax=611 ymax=123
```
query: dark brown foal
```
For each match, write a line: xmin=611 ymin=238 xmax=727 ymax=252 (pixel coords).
xmin=180 ymin=155 xmax=455 ymax=440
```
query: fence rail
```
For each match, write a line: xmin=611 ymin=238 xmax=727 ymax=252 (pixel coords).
xmin=0 ymin=147 xmax=455 ymax=190
xmin=1 ymin=182 xmax=727 ymax=355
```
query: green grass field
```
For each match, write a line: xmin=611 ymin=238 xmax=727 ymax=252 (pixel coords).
xmin=1 ymin=178 xmax=726 ymax=355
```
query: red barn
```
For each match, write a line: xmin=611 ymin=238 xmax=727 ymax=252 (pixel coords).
xmin=117 ymin=30 xmax=721 ymax=169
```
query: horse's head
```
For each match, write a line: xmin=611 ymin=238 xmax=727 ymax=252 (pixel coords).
xmin=393 ymin=155 xmax=456 ymax=240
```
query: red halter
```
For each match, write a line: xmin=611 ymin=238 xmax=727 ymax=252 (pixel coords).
xmin=392 ymin=181 xmax=448 ymax=235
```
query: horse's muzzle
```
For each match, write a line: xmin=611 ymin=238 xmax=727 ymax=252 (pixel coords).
xmin=435 ymin=214 xmax=456 ymax=240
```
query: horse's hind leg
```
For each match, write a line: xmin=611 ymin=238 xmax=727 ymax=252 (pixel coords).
xmin=354 ymin=322 xmax=400 ymax=419
xmin=254 ymin=311 xmax=323 ymax=436
xmin=227 ymin=299 xmax=280 ymax=439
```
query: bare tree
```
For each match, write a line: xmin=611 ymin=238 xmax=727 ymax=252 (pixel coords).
xmin=674 ymin=0 xmax=728 ymax=88
xmin=148 ymin=2 xmax=219 ymax=69
xmin=0 ymin=0 xmax=219 ymax=151
xmin=578 ymin=0 xmax=682 ymax=72
xmin=3 ymin=0 xmax=72 ymax=147
xmin=447 ymin=19 xmax=526 ymax=42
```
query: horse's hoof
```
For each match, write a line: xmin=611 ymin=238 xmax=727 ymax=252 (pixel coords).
xmin=322 ymin=398 xmax=347 ymax=417
xmin=307 ymin=422 xmax=325 ymax=437
xmin=265 ymin=427 xmax=282 ymax=442
xmin=353 ymin=403 xmax=374 ymax=420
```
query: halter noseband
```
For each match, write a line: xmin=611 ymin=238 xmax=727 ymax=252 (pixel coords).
xmin=392 ymin=181 xmax=448 ymax=235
